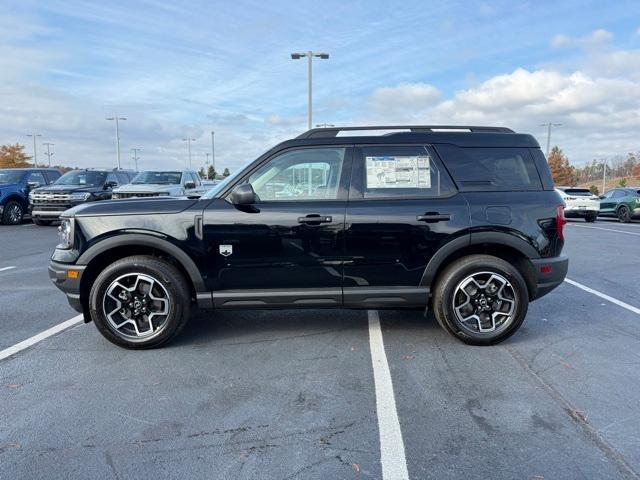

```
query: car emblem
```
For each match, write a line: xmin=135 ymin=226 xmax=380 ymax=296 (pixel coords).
xmin=219 ymin=245 xmax=233 ymax=257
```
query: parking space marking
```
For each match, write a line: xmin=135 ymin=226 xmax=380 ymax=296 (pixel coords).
xmin=0 ymin=266 xmax=16 ymax=273
xmin=368 ymin=310 xmax=409 ymax=480
xmin=568 ymin=224 xmax=640 ymax=237
xmin=0 ymin=314 xmax=83 ymax=362
xmin=565 ymin=278 xmax=640 ymax=316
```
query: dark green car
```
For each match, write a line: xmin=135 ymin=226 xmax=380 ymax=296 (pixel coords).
xmin=598 ymin=187 xmax=640 ymax=222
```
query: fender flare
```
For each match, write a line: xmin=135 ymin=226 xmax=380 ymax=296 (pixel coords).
xmin=77 ymin=233 xmax=206 ymax=292
xmin=419 ymin=231 xmax=540 ymax=287
xmin=2 ymin=193 xmax=28 ymax=210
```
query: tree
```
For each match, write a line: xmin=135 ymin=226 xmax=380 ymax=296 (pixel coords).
xmin=547 ymin=146 xmax=576 ymax=186
xmin=198 ymin=167 xmax=206 ymax=179
xmin=589 ymin=185 xmax=599 ymax=196
xmin=207 ymin=165 xmax=216 ymax=179
xmin=618 ymin=178 xmax=627 ymax=187
xmin=0 ymin=144 xmax=31 ymax=168
xmin=222 ymin=168 xmax=230 ymax=177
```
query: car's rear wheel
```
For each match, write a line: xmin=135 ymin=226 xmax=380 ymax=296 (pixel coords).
xmin=433 ymin=254 xmax=529 ymax=345
xmin=2 ymin=201 xmax=24 ymax=225
xmin=617 ymin=205 xmax=631 ymax=223
xmin=33 ymin=218 xmax=53 ymax=226
xmin=89 ymin=255 xmax=191 ymax=349
xmin=585 ymin=213 xmax=597 ymax=223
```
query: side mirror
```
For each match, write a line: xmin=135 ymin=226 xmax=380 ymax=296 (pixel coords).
xmin=27 ymin=181 xmax=40 ymax=189
xmin=104 ymin=181 xmax=118 ymax=189
xmin=598 ymin=195 xmax=605 ymax=199
xmin=230 ymin=183 xmax=256 ymax=205
xmin=184 ymin=181 xmax=196 ymax=189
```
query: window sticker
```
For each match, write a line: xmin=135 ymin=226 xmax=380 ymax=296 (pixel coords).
xmin=365 ymin=155 xmax=431 ymax=189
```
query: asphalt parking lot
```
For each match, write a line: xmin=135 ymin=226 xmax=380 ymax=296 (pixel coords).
xmin=1 ymin=219 xmax=639 ymax=479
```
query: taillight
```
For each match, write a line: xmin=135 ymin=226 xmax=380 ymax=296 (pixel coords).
xmin=556 ymin=205 xmax=567 ymax=240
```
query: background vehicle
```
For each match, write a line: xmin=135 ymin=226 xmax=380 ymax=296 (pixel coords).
xmin=49 ymin=125 xmax=568 ymax=349
xmin=598 ymin=187 xmax=640 ymax=223
xmin=111 ymin=170 xmax=207 ymax=199
xmin=0 ymin=168 xmax=61 ymax=225
xmin=556 ymin=186 xmax=599 ymax=222
xmin=30 ymin=169 xmax=135 ymax=225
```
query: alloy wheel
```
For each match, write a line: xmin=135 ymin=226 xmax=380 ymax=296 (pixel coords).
xmin=103 ymin=273 xmax=171 ymax=341
xmin=452 ymin=271 xmax=517 ymax=334
xmin=7 ymin=204 xmax=23 ymax=224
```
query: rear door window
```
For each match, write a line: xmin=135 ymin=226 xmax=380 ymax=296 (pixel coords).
xmin=435 ymin=146 xmax=542 ymax=192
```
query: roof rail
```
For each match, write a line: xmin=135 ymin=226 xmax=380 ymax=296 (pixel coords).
xmin=296 ymin=125 xmax=514 ymax=139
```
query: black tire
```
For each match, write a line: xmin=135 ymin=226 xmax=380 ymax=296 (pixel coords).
xmin=89 ymin=255 xmax=192 ymax=349
xmin=433 ymin=254 xmax=529 ymax=345
xmin=33 ymin=218 xmax=53 ymax=226
xmin=2 ymin=201 xmax=24 ymax=225
xmin=585 ymin=213 xmax=597 ymax=223
xmin=617 ymin=205 xmax=631 ymax=223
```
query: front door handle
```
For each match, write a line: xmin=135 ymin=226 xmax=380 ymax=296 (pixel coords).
xmin=416 ymin=212 xmax=451 ymax=223
xmin=298 ymin=214 xmax=332 ymax=224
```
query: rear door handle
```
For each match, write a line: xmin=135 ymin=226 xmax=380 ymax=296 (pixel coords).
xmin=416 ymin=212 xmax=451 ymax=223
xmin=298 ymin=214 xmax=332 ymax=224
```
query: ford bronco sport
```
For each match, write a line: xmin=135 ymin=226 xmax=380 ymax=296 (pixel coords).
xmin=49 ymin=126 xmax=568 ymax=349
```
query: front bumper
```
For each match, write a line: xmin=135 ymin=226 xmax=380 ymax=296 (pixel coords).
xmin=530 ymin=256 xmax=569 ymax=300
xmin=48 ymin=260 xmax=86 ymax=313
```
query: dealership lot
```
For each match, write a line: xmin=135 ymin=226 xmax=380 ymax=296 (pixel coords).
xmin=1 ymin=220 xmax=639 ymax=479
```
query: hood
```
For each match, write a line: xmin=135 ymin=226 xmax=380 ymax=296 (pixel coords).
xmin=34 ymin=184 xmax=102 ymax=194
xmin=65 ymin=197 xmax=198 ymax=217
xmin=114 ymin=184 xmax=180 ymax=193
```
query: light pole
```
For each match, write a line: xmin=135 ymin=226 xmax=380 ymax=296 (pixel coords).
xmin=291 ymin=51 xmax=330 ymax=129
xmin=205 ymin=153 xmax=211 ymax=179
xmin=182 ymin=137 xmax=195 ymax=169
xmin=42 ymin=142 xmax=54 ymax=166
xmin=210 ymin=131 xmax=215 ymax=177
xmin=540 ymin=123 xmax=562 ymax=157
xmin=26 ymin=134 xmax=42 ymax=167
xmin=130 ymin=148 xmax=140 ymax=171
xmin=106 ymin=116 xmax=127 ymax=169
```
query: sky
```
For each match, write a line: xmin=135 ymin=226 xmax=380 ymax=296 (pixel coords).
xmin=1 ymin=0 xmax=639 ymax=173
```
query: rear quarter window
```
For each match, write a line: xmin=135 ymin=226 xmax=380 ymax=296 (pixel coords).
xmin=435 ymin=145 xmax=543 ymax=192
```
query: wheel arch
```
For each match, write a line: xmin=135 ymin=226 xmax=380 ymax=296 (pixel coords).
xmin=420 ymin=233 xmax=539 ymax=300
xmin=77 ymin=234 xmax=208 ymax=321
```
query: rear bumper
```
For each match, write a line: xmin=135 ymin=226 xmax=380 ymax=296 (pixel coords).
xmin=530 ymin=256 xmax=569 ymax=300
xmin=564 ymin=209 xmax=598 ymax=218
xmin=48 ymin=260 xmax=85 ymax=313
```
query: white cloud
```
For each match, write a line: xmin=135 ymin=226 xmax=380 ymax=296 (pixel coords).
xmin=369 ymin=83 xmax=441 ymax=117
xmin=551 ymin=28 xmax=613 ymax=49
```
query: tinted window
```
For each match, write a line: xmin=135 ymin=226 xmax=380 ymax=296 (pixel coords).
xmin=56 ymin=171 xmax=107 ymax=186
xmin=357 ymin=145 xmax=454 ymax=199
xmin=246 ymin=148 xmax=345 ymax=201
xmin=132 ymin=171 xmax=182 ymax=184
xmin=106 ymin=173 xmax=119 ymax=185
xmin=45 ymin=170 xmax=61 ymax=183
xmin=27 ymin=172 xmax=46 ymax=185
xmin=563 ymin=188 xmax=592 ymax=197
xmin=436 ymin=146 xmax=542 ymax=191
xmin=0 ymin=170 xmax=25 ymax=184
xmin=601 ymin=190 xmax=614 ymax=199
xmin=612 ymin=189 xmax=626 ymax=198
xmin=116 ymin=172 xmax=130 ymax=184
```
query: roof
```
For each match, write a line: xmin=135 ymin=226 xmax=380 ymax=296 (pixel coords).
xmin=281 ymin=125 xmax=539 ymax=149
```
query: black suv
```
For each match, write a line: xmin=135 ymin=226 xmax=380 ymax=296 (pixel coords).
xmin=30 ymin=169 xmax=136 ymax=225
xmin=49 ymin=126 xmax=568 ymax=349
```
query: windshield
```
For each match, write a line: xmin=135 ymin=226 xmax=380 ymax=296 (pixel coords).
xmin=132 ymin=171 xmax=182 ymax=185
xmin=55 ymin=170 xmax=107 ymax=187
xmin=0 ymin=170 xmax=25 ymax=185
xmin=202 ymin=166 xmax=247 ymax=199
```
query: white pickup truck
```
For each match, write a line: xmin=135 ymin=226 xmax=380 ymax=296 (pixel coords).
xmin=112 ymin=170 xmax=208 ymax=199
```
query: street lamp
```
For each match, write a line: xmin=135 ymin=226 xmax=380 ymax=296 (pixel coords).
xmin=26 ymin=134 xmax=42 ymax=167
xmin=291 ymin=51 xmax=330 ymax=129
xmin=42 ymin=142 xmax=54 ymax=166
xmin=210 ymin=131 xmax=215 ymax=177
xmin=205 ymin=153 xmax=211 ymax=179
xmin=106 ymin=116 xmax=127 ymax=169
xmin=539 ymin=123 xmax=562 ymax=157
xmin=182 ymin=137 xmax=196 ymax=169
xmin=130 ymin=148 xmax=141 ymax=171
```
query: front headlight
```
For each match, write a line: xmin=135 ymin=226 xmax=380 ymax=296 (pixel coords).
xmin=69 ymin=192 xmax=91 ymax=201
xmin=57 ymin=217 xmax=75 ymax=250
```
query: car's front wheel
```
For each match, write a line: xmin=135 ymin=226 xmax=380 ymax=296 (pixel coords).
xmin=2 ymin=201 xmax=24 ymax=225
xmin=433 ymin=254 xmax=529 ymax=345
xmin=585 ymin=213 xmax=597 ymax=223
xmin=617 ymin=205 xmax=632 ymax=223
xmin=89 ymin=255 xmax=191 ymax=349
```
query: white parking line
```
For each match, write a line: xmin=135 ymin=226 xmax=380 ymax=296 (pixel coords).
xmin=368 ymin=310 xmax=409 ymax=480
xmin=0 ymin=266 xmax=16 ymax=273
xmin=0 ymin=315 xmax=84 ymax=362
xmin=565 ymin=278 xmax=640 ymax=316
xmin=568 ymin=224 xmax=640 ymax=237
